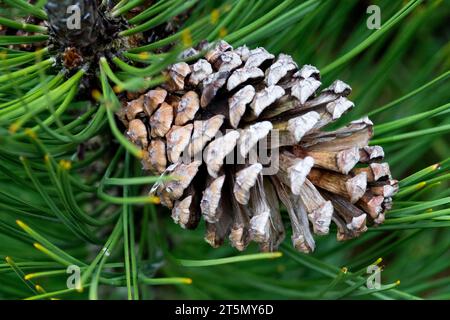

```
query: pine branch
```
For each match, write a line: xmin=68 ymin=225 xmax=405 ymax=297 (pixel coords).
xmin=0 ymin=0 xmax=448 ymax=300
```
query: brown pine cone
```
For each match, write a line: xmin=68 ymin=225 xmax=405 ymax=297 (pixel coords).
xmin=118 ymin=40 xmax=398 ymax=253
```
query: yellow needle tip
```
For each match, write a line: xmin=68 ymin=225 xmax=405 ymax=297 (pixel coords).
xmin=91 ymin=89 xmax=102 ymax=101
xmin=59 ymin=160 xmax=72 ymax=171
xmin=35 ymin=285 xmax=45 ymax=293
xmin=16 ymin=220 xmax=27 ymax=229
xmin=272 ymin=252 xmax=283 ymax=258
xmin=9 ymin=123 xmax=20 ymax=134
xmin=24 ymin=129 xmax=37 ymax=139
xmin=148 ymin=196 xmax=161 ymax=205
xmin=33 ymin=243 xmax=44 ymax=251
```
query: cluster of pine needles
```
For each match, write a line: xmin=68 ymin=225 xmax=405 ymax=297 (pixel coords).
xmin=0 ymin=0 xmax=449 ymax=300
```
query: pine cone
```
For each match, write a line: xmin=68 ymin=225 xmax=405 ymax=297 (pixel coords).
xmin=119 ymin=40 xmax=398 ymax=253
